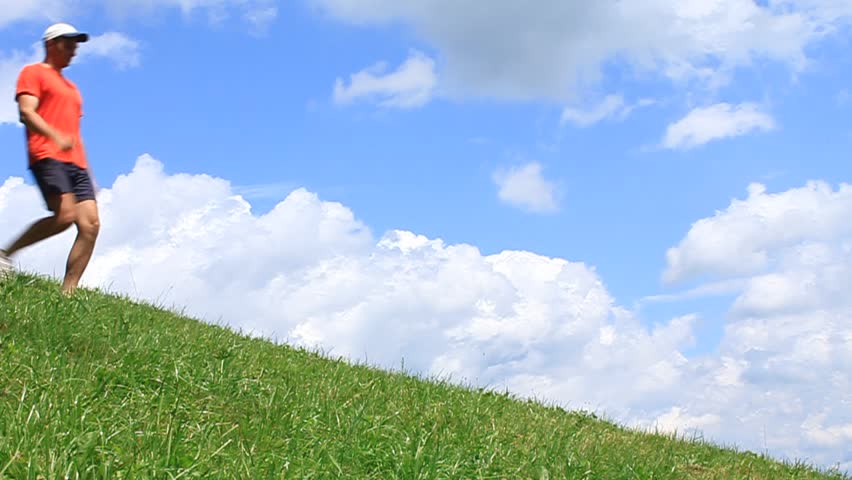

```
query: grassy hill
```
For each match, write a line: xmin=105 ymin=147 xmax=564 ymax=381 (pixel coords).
xmin=0 ymin=273 xmax=848 ymax=479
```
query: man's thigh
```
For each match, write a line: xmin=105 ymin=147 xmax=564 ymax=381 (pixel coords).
xmin=45 ymin=193 xmax=79 ymax=220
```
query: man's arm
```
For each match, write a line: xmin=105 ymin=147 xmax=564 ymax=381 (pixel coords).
xmin=17 ymin=94 xmax=74 ymax=151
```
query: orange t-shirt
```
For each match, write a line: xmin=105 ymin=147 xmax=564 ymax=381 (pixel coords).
xmin=15 ymin=63 xmax=87 ymax=169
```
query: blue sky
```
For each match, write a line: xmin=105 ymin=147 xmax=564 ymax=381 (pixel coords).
xmin=2 ymin=1 xmax=847 ymax=302
xmin=2 ymin=0 xmax=852 ymax=472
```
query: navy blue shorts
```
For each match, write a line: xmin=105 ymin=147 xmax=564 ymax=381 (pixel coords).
xmin=30 ymin=158 xmax=96 ymax=211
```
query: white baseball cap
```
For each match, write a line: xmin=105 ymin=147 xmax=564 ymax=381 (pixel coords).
xmin=42 ymin=23 xmax=89 ymax=43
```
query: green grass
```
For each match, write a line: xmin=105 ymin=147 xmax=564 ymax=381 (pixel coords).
xmin=0 ymin=273 xmax=848 ymax=479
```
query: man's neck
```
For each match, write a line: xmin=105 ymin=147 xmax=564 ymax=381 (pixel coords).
xmin=42 ymin=58 xmax=63 ymax=73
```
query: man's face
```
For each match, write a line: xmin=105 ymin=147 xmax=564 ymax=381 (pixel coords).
xmin=50 ymin=37 xmax=79 ymax=67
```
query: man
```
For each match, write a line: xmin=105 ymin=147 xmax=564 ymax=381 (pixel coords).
xmin=0 ymin=23 xmax=100 ymax=295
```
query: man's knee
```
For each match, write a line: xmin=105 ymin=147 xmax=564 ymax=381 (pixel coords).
xmin=75 ymin=200 xmax=100 ymax=240
xmin=78 ymin=217 xmax=100 ymax=239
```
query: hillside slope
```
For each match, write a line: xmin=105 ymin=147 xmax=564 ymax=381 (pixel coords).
xmin=0 ymin=274 xmax=847 ymax=479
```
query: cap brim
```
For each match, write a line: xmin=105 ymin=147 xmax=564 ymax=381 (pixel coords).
xmin=59 ymin=33 xmax=89 ymax=42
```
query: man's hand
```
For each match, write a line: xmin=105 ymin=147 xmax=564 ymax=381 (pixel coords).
xmin=53 ymin=133 xmax=75 ymax=151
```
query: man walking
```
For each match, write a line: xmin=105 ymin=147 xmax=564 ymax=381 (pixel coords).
xmin=0 ymin=23 xmax=100 ymax=295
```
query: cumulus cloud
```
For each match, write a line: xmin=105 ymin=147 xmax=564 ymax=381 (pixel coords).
xmin=1 ymin=155 xmax=850 ymax=472
xmin=664 ymin=181 xmax=852 ymax=284
xmin=333 ymin=51 xmax=437 ymax=109
xmin=312 ymin=0 xmax=852 ymax=101
xmin=560 ymin=95 xmax=655 ymax=127
xmin=651 ymin=179 xmax=852 ymax=470
xmin=662 ymin=103 xmax=776 ymax=150
xmin=492 ymin=162 xmax=560 ymax=214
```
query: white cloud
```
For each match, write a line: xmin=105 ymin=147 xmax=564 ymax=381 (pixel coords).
xmin=333 ymin=51 xmax=437 ymax=109
xmin=804 ymin=413 xmax=852 ymax=448
xmin=641 ymin=278 xmax=748 ymax=304
xmin=244 ymin=6 xmax=278 ymax=32
xmin=0 ymin=0 xmax=70 ymax=29
xmin=1 ymin=156 xmax=851 ymax=473
xmin=492 ymin=162 xmax=559 ymax=214
xmin=560 ymin=95 xmax=655 ymax=127
xmin=561 ymin=95 xmax=623 ymax=127
xmin=662 ymin=103 xmax=776 ymax=150
xmin=312 ymin=0 xmax=852 ymax=101
xmin=78 ymin=32 xmax=141 ymax=70
xmin=649 ymin=178 xmax=852 ymax=471
xmin=653 ymin=407 xmax=722 ymax=435
xmin=664 ymin=181 xmax=852 ymax=284
xmin=232 ymin=181 xmax=299 ymax=200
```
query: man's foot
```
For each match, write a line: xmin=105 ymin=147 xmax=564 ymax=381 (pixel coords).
xmin=0 ymin=250 xmax=14 ymax=280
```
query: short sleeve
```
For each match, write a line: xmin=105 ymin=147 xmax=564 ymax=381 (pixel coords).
xmin=15 ymin=66 xmax=41 ymax=101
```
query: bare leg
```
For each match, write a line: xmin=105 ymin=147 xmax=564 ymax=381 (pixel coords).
xmin=61 ymin=199 xmax=100 ymax=294
xmin=5 ymin=193 xmax=76 ymax=256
